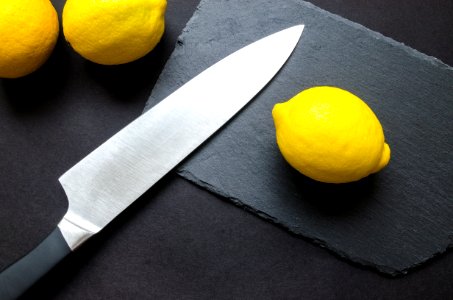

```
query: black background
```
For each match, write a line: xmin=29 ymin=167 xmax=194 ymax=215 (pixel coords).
xmin=0 ymin=0 xmax=452 ymax=299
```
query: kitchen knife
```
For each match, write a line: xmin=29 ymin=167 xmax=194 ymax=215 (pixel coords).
xmin=0 ymin=24 xmax=304 ymax=299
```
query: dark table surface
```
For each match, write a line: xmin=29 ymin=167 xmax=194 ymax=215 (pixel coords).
xmin=0 ymin=0 xmax=452 ymax=299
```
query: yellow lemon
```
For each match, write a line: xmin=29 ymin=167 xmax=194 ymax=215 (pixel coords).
xmin=272 ymin=86 xmax=390 ymax=183
xmin=62 ymin=0 xmax=167 ymax=65
xmin=0 ymin=0 xmax=59 ymax=78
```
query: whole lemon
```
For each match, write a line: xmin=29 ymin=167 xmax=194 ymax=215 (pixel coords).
xmin=62 ymin=0 xmax=167 ymax=65
xmin=0 ymin=0 xmax=59 ymax=78
xmin=272 ymin=86 xmax=390 ymax=183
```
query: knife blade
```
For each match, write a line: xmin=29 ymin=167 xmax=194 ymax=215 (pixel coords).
xmin=0 ymin=24 xmax=304 ymax=299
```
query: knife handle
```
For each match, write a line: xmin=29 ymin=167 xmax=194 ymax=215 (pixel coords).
xmin=0 ymin=227 xmax=71 ymax=300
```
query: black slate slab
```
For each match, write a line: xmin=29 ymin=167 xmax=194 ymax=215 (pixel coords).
xmin=145 ymin=0 xmax=453 ymax=275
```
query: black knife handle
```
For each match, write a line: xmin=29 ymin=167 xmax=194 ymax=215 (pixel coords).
xmin=0 ymin=227 xmax=71 ymax=300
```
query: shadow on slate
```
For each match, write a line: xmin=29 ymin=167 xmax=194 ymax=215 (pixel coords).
xmin=145 ymin=0 xmax=453 ymax=275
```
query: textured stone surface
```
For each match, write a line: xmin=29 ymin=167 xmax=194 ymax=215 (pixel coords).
xmin=145 ymin=0 xmax=453 ymax=275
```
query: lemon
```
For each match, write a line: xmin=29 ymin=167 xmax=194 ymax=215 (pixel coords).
xmin=0 ymin=0 xmax=59 ymax=78
xmin=272 ymin=86 xmax=390 ymax=183
xmin=62 ymin=0 xmax=167 ymax=65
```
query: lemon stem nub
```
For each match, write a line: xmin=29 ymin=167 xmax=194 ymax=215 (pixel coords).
xmin=372 ymin=143 xmax=391 ymax=174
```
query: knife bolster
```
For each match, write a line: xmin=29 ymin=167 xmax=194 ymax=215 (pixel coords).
xmin=58 ymin=211 xmax=100 ymax=250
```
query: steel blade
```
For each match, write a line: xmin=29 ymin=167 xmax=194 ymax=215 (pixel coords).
xmin=58 ymin=25 xmax=304 ymax=249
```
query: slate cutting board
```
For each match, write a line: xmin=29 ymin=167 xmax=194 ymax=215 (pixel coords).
xmin=145 ymin=0 xmax=453 ymax=275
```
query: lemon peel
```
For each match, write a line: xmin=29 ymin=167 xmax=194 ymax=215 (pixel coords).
xmin=272 ymin=86 xmax=390 ymax=183
xmin=62 ymin=0 xmax=167 ymax=65
xmin=0 ymin=0 xmax=59 ymax=78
